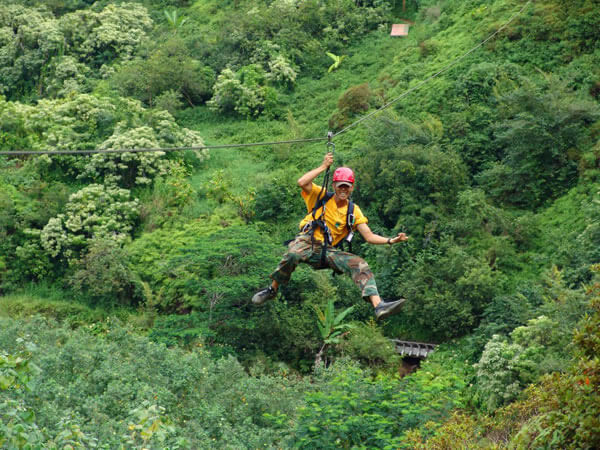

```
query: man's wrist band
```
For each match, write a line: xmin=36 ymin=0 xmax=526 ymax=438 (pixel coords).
xmin=387 ymin=238 xmax=392 ymax=245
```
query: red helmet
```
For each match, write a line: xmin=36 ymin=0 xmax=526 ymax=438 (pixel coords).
xmin=333 ymin=167 xmax=355 ymax=184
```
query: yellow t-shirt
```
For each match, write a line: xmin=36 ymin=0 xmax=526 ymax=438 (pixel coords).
xmin=299 ymin=183 xmax=368 ymax=246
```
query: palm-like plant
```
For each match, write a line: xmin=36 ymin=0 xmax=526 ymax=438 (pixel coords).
xmin=164 ymin=10 xmax=188 ymax=34
xmin=314 ymin=299 xmax=355 ymax=367
xmin=326 ymin=52 xmax=346 ymax=73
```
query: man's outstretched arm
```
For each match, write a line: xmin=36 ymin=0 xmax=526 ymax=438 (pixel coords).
xmin=357 ymin=223 xmax=409 ymax=245
xmin=297 ymin=152 xmax=334 ymax=194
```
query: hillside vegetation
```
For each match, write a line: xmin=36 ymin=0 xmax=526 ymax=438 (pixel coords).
xmin=1 ymin=0 xmax=599 ymax=447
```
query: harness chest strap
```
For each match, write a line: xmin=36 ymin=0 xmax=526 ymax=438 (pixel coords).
xmin=305 ymin=192 xmax=355 ymax=268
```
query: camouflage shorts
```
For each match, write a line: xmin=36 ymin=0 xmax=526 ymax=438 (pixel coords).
xmin=270 ymin=233 xmax=379 ymax=300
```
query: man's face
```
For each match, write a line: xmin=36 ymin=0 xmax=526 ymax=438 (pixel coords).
xmin=333 ymin=181 xmax=354 ymax=200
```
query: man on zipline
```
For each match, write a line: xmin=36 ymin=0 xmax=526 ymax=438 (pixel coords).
xmin=252 ymin=152 xmax=408 ymax=320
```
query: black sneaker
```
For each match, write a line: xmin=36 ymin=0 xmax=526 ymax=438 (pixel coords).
xmin=374 ymin=299 xmax=406 ymax=320
xmin=252 ymin=286 xmax=277 ymax=305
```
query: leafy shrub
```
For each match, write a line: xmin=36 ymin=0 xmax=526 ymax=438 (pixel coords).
xmin=0 ymin=174 xmax=61 ymax=289
xmin=1 ymin=92 xmax=206 ymax=188
xmin=475 ymin=291 xmax=536 ymax=342
xmin=253 ymin=168 xmax=305 ymax=221
xmin=292 ymin=351 xmax=469 ymax=448
xmin=0 ymin=5 xmax=64 ymax=100
xmin=0 ymin=3 xmax=153 ymax=100
xmin=85 ymin=126 xmax=171 ymax=186
xmin=292 ymin=358 xmax=406 ymax=449
xmin=353 ymin=115 xmax=468 ymax=230
xmin=59 ymin=3 xmax=153 ymax=66
xmin=138 ymin=164 xmax=195 ymax=231
xmin=395 ymin=239 xmax=504 ymax=341
xmin=68 ymin=238 xmax=140 ymax=306
xmin=329 ymin=82 xmax=376 ymax=130
xmin=340 ymin=320 xmax=400 ymax=369
xmin=338 ymin=83 xmax=374 ymax=115
xmin=41 ymin=55 xmax=93 ymax=98
xmin=154 ymin=89 xmax=184 ymax=115
xmin=472 ymin=334 xmax=529 ymax=412
xmin=128 ymin=223 xmax=280 ymax=312
xmin=0 ymin=351 xmax=47 ymax=448
xmin=266 ymin=54 xmax=298 ymax=88
xmin=40 ymin=184 xmax=140 ymax=262
xmin=80 ymin=109 xmax=206 ymax=188
xmin=149 ymin=312 xmax=213 ymax=348
xmin=478 ymin=75 xmax=600 ymax=208
xmin=473 ymin=304 xmax=580 ymax=413
xmin=208 ymin=64 xmax=278 ymax=118
xmin=201 ymin=169 xmax=257 ymax=222
xmin=202 ymin=0 xmax=389 ymax=77
xmin=407 ymin=267 xmax=600 ymax=448
xmin=547 ymin=186 xmax=600 ymax=285
xmin=112 ymin=36 xmax=215 ymax=107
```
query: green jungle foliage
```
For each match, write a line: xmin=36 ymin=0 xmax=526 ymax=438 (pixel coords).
xmin=1 ymin=0 xmax=599 ymax=447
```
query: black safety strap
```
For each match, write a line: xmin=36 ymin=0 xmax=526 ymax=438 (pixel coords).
xmin=306 ymin=193 xmax=355 ymax=268
xmin=292 ymin=134 xmax=356 ymax=268
xmin=311 ymin=191 xmax=333 ymax=269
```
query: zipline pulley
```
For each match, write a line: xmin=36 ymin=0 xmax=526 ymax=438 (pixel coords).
xmin=326 ymin=131 xmax=335 ymax=155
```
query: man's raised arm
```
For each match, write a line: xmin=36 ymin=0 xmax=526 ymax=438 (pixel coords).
xmin=297 ymin=152 xmax=334 ymax=194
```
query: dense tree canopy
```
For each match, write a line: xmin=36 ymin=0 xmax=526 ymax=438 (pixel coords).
xmin=1 ymin=0 xmax=599 ymax=447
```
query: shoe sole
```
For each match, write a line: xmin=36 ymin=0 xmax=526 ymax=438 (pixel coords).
xmin=375 ymin=298 xmax=406 ymax=320
xmin=252 ymin=293 xmax=275 ymax=305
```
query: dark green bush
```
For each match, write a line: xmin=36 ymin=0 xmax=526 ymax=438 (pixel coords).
xmin=478 ymin=76 xmax=600 ymax=208
xmin=112 ymin=37 xmax=215 ymax=107
xmin=393 ymin=238 xmax=505 ymax=341
xmin=340 ymin=320 xmax=400 ymax=369
xmin=329 ymin=82 xmax=377 ymax=131
xmin=67 ymin=238 xmax=141 ymax=307
xmin=292 ymin=351 xmax=469 ymax=448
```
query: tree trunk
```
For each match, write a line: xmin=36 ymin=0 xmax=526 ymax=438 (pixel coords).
xmin=314 ymin=343 xmax=327 ymax=369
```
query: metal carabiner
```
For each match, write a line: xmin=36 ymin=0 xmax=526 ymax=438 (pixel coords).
xmin=326 ymin=130 xmax=335 ymax=155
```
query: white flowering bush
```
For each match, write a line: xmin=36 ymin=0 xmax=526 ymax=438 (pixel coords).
xmin=59 ymin=3 xmax=153 ymax=65
xmin=84 ymin=126 xmax=167 ymax=186
xmin=208 ymin=65 xmax=279 ymax=118
xmin=473 ymin=334 xmax=523 ymax=412
xmin=0 ymin=5 xmax=63 ymax=97
xmin=474 ymin=315 xmax=566 ymax=412
xmin=0 ymin=3 xmax=151 ymax=99
xmin=40 ymin=184 xmax=139 ymax=262
xmin=208 ymin=68 xmax=250 ymax=116
xmin=26 ymin=94 xmax=118 ymax=151
xmin=267 ymin=55 xmax=297 ymax=88
xmin=1 ymin=94 xmax=207 ymax=186
xmin=81 ymin=110 xmax=206 ymax=187
xmin=42 ymin=56 xmax=92 ymax=98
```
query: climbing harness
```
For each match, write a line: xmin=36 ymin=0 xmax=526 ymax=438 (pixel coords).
xmin=303 ymin=191 xmax=355 ymax=249
xmin=300 ymin=133 xmax=357 ymax=271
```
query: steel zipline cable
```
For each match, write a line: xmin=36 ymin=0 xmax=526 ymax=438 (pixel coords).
xmin=0 ymin=137 xmax=326 ymax=156
xmin=0 ymin=0 xmax=531 ymax=157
